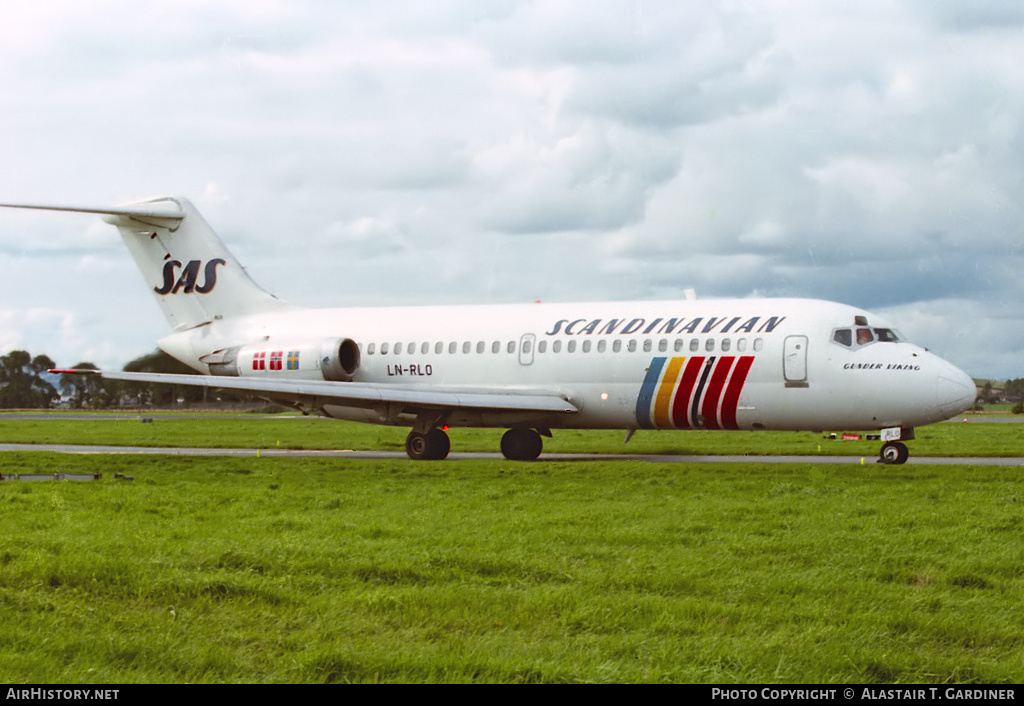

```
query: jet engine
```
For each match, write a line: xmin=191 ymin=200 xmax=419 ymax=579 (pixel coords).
xmin=203 ymin=338 xmax=360 ymax=382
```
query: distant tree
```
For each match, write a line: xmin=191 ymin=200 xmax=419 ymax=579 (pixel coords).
xmin=59 ymin=363 xmax=121 ymax=409
xmin=0 ymin=350 xmax=59 ymax=408
xmin=1005 ymin=379 xmax=1024 ymax=403
xmin=122 ymin=350 xmax=205 ymax=406
xmin=980 ymin=381 xmax=996 ymax=404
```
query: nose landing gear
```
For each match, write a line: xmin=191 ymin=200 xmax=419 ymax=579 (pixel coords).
xmin=879 ymin=440 xmax=909 ymax=465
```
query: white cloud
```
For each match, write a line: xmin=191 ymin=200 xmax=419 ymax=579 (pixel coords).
xmin=1 ymin=1 xmax=1023 ymax=379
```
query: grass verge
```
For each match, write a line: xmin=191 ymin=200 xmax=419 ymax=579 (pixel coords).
xmin=1 ymin=452 xmax=1022 ymax=683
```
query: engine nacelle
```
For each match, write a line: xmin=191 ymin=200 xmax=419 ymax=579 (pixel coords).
xmin=204 ymin=338 xmax=360 ymax=382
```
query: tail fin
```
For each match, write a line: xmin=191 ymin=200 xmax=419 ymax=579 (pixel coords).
xmin=1 ymin=196 xmax=290 ymax=331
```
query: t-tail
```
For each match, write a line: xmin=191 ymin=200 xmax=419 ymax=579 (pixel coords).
xmin=0 ymin=196 xmax=290 ymax=331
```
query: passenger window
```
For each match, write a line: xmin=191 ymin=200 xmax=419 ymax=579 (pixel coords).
xmin=507 ymin=341 xmax=516 ymax=354
xmin=659 ymin=339 xmax=668 ymax=353
xmin=492 ymin=341 xmax=500 ymax=353
xmin=449 ymin=342 xmax=457 ymax=354
xmin=538 ymin=341 xmax=547 ymax=354
xmin=553 ymin=341 xmax=562 ymax=353
xmin=421 ymin=342 xmax=429 ymax=355
xmin=613 ymin=340 xmax=622 ymax=353
xmin=674 ymin=339 xmax=684 ymax=352
xmin=690 ymin=339 xmax=700 ymax=352
xmin=705 ymin=339 xmax=715 ymax=352
xmin=753 ymin=338 xmax=764 ymax=352
xmin=643 ymin=339 xmax=652 ymax=352
xmin=598 ymin=340 xmax=607 ymax=353
xmin=381 ymin=343 xmax=389 ymax=355
xmin=722 ymin=338 xmax=731 ymax=352
xmin=462 ymin=341 xmax=471 ymax=354
xmin=567 ymin=340 xmax=576 ymax=353
xmin=367 ymin=343 xmax=376 ymax=355
xmin=627 ymin=339 xmax=637 ymax=352
xmin=435 ymin=342 xmax=443 ymax=355
xmin=395 ymin=343 xmax=403 ymax=355
xmin=582 ymin=340 xmax=591 ymax=353
xmin=408 ymin=343 xmax=415 ymax=353
xmin=476 ymin=341 xmax=485 ymax=354
xmin=737 ymin=338 xmax=747 ymax=352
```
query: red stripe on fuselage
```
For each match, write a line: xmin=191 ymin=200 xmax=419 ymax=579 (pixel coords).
xmin=701 ymin=356 xmax=735 ymax=430
xmin=720 ymin=355 xmax=754 ymax=430
xmin=670 ymin=356 xmax=706 ymax=428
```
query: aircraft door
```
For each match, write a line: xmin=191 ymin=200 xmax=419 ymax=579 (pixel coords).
xmin=783 ymin=335 xmax=808 ymax=387
xmin=518 ymin=334 xmax=536 ymax=366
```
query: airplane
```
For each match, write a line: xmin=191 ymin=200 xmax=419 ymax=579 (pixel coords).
xmin=0 ymin=196 xmax=977 ymax=463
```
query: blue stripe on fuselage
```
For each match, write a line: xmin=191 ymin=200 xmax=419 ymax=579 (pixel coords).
xmin=635 ymin=357 xmax=666 ymax=430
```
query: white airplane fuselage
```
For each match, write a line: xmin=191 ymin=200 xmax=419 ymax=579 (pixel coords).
xmin=159 ymin=297 xmax=975 ymax=434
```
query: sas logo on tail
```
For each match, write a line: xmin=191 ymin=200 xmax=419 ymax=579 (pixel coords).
xmin=154 ymin=259 xmax=226 ymax=295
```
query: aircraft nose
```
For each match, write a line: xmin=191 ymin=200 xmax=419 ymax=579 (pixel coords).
xmin=934 ymin=363 xmax=976 ymax=418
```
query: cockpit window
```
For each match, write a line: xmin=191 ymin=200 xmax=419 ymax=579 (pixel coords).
xmin=833 ymin=329 xmax=852 ymax=347
xmin=832 ymin=326 xmax=900 ymax=350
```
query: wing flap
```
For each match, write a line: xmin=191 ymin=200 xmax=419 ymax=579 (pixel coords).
xmin=92 ymin=370 xmax=578 ymax=415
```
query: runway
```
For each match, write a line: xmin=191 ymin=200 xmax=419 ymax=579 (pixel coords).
xmin=2 ymin=443 xmax=1023 ymax=466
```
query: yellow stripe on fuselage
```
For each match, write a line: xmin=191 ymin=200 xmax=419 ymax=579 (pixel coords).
xmin=653 ymin=356 xmax=686 ymax=427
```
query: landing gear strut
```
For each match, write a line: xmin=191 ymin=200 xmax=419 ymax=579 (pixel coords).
xmin=501 ymin=427 xmax=543 ymax=461
xmin=879 ymin=441 xmax=909 ymax=465
xmin=405 ymin=428 xmax=450 ymax=460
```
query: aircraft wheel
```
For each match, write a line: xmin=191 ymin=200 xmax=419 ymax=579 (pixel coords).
xmin=405 ymin=428 xmax=450 ymax=460
xmin=879 ymin=441 xmax=909 ymax=465
xmin=501 ymin=427 xmax=543 ymax=461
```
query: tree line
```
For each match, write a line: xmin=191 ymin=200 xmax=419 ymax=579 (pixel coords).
xmin=0 ymin=349 xmax=216 ymax=409
xmin=977 ymin=378 xmax=1024 ymax=414
xmin=1002 ymin=379 xmax=1024 ymax=403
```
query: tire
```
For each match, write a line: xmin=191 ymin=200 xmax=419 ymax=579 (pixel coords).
xmin=424 ymin=428 xmax=450 ymax=460
xmin=405 ymin=428 xmax=450 ymax=460
xmin=879 ymin=441 xmax=909 ymax=465
xmin=500 ymin=428 xmax=543 ymax=461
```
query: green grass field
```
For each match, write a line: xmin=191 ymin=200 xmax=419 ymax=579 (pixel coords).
xmin=1 ymin=412 xmax=1022 ymax=458
xmin=1 ymin=416 xmax=1023 ymax=683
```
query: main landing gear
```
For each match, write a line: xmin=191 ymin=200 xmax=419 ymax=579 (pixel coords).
xmin=500 ymin=427 xmax=543 ymax=461
xmin=405 ymin=428 xmax=451 ymax=460
xmin=404 ymin=426 xmax=546 ymax=461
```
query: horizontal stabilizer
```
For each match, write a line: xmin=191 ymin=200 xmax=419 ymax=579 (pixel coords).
xmin=0 ymin=201 xmax=184 ymax=220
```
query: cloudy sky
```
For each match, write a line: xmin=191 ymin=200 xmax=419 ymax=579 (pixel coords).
xmin=2 ymin=1 xmax=1023 ymax=379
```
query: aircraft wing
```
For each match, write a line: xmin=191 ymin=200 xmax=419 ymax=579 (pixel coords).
xmin=68 ymin=370 xmax=579 ymax=415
